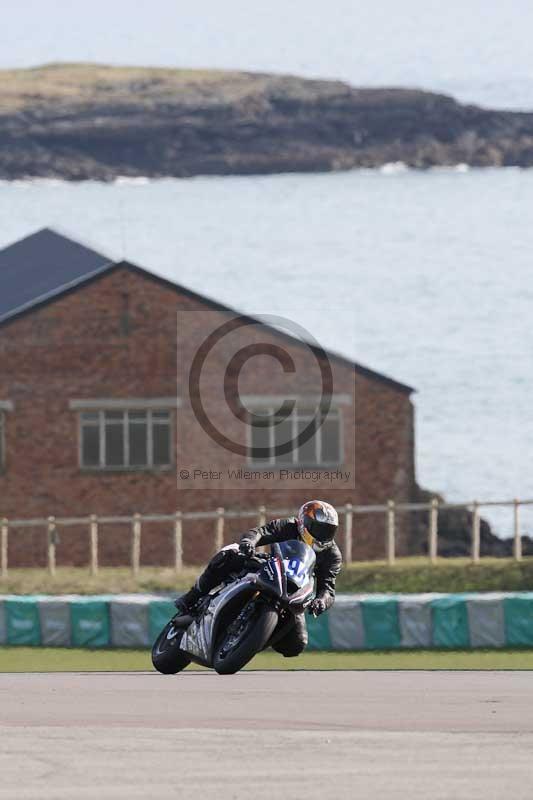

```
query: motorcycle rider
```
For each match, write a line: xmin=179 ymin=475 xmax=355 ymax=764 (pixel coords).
xmin=174 ymin=500 xmax=342 ymax=657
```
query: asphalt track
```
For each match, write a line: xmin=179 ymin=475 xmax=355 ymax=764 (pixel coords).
xmin=1 ymin=671 xmax=533 ymax=800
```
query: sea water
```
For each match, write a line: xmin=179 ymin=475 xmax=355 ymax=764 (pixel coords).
xmin=1 ymin=166 xmax=532 ymax=535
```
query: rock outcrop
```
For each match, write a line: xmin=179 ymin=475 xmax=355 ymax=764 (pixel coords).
xmin=410 ymin=487 xmax=533 ymax=558
xmin=1 ymin=64 xmax=533 ymax=180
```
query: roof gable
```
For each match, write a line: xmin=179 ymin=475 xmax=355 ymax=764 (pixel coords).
xmin=0 ymin=228 xmax=113 ymax=323
xmin=120 ymin=261 xmax=415 ymax=395
xmin=0 ymin=229 xmax=414 ymax=395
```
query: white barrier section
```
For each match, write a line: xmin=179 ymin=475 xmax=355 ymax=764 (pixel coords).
xmin=328 ymin=599 xmax=365 ymax=650
xmin=38 ymin=599 xmax=71 ymax=647
xmin=110 ymin=596 xmax=151 ymax=648
xmin=466 ymin=594 xmax=506 ymax=648
xmin=398 ymin=595 xmax=435 ymax=648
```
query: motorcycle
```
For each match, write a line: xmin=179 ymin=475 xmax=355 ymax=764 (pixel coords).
xmin=152 ymin=539 xmax=316 ymax=675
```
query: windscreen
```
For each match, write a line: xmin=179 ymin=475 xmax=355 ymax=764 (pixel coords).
xmin=278 ymin=540 xmax=316 ymax=588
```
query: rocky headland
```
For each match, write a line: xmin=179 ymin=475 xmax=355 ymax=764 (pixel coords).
xmin=1 ymin=63 xmax=533 ymax=180
xmin=410 ymin=487 xmax=533 ymax=558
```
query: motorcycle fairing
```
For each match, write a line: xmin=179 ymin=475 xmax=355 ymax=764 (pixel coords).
xmin=180 ymin=574 xmax=258 ymax=664
xmin=277 ymin=540 xmax=316 ymax=588
xmin=255 ymin=541 xmax=315 ymax=607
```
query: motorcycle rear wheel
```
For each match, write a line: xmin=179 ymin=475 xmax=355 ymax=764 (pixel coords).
xmin=152 ymin=619 xmax=192 ymax=674
xmin=213 ymin=606 xmax=278 ymax=675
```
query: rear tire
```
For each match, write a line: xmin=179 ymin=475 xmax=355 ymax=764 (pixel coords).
xmin=214 ymin=606 xmax=278 ymax=675
xmin=151 ymin=619 xmax=192 ymax=674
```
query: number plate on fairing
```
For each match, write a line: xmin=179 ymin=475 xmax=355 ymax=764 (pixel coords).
xmin=278 ymin=540 xmax=316 ymax=588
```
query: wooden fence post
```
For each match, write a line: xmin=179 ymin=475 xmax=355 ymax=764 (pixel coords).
xmin=214 ymin=508 xmax=224 ymax=554
xmin=344 ymin=504 xmax=353 ymax=564
xmin=1 ymin=518 xmax=8 ymax=578
xmin=513 ymin=499 xmax=522 ymax=562
xmin=131 ymin=514 xmax=141 ymax=577
xmin=471 ymin=501 xmax=480 ymax=563
xmin=47 ymin=516 xmax=57 ymax=576
xmin=174 ymin=511 xmax=183 ymax=572
xmin=386 ymin=500 xmax=396 ymax=565
xmin=428 ymin=498 xmax=439 ymax=563
xmin=256 ymin=506 xmax=267 ymax=553
xmin=89 ymin=515 xmax=99 ymax=576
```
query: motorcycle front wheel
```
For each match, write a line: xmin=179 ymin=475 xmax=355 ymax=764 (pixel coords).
xmin=151 ymin=619 xmax=192 ymax=674
xmin=213 ymin=605 xmax=279 ymax=675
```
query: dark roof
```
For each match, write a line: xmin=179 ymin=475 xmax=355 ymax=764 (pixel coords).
xmin=0 ymin=228 xmax=414 ymax=395
xmin=0 ymin=228 xmax=113 ymax=323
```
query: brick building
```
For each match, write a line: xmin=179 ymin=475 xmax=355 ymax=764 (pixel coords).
xmin=0 ymin=229 xmax=416 ymax=566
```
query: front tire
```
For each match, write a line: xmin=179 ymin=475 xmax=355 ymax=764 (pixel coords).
xmin=151 ymin=619 xmax=192 ymax=674
xmin=214 ymin=605 xmax=279 ymax=675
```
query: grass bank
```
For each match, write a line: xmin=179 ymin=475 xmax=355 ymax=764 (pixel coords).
xmin=338 ymin=557 xmax=533 ymax=593
xmin=2 ymin=647 xmax=533 ymax=672
xmin=2 ymin=557 xmax=533 ymax=596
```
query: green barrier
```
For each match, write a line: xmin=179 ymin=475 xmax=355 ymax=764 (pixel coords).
xmin=148 ymin=600 xmax=176 ymax=643
xmin=5 ymin=598 xmax=41 ymax=646
xmin=431 ymin=596 xmax=470 ymax=648
xmin=361 ymin=597 xmax=401 ymax=649
xmin=307 ymin=612 xmax=332 ymax=650
xmin=70 ymin=599 xmax=110 ymax=648
xmin=504 ymin=594 xmax=533 ymax=646
xmin=5 ymin=592 xmax=533 ymax=651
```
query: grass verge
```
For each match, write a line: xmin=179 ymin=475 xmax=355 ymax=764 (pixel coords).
xmin=338 ymin=557 xmax=533 ymax=593
xmin=2 ymin=647 xmax=533 ymax=671
xmin=0 ymin=566 xmax=199 ymax=596
xmin=2 ymin=558 xmax=533 ymax=595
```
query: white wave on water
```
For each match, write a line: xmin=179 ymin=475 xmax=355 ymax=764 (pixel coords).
xmin=4 ymin=176 xmax=153 ymax=188
xmin=113 ymin=176 xmax=153 ymax=186
xmin=4 ymin=165 xmax=533 ymax=190
xmin=379 ymin=162 xmax=409 ymax=175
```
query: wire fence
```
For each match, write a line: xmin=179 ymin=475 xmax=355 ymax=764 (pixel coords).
xmin=1 ymin=497 xmax=532 ymax=577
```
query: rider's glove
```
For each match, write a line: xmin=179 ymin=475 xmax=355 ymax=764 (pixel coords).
xmin=309 ymin=598 xmax=326 ymax=617
xmin=239 ymin=540 xmax=255 ymax=558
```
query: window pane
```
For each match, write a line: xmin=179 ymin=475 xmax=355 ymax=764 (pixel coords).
xmin=81 ymin=412 xmax=99 ymax=422
xmin=82 ymin=424 xmax=100 ymax=467
xmin=273 ymin=416 xmax=293 ymax=464
xmin=105 ymin=411 xmax=123 ymax=422
xmin=152 ymin=410 xmax=170 ymax=420
xmin=129 ymin=420 xmax=148 ymax=466
xmin=321 ymin=416 xmax=341 ymax=463
xmin=297 ymin=416 xmax=317 ymax=464
xmin=105 ymin=422 xmax=124 ymax=466
xmin=129 ymin=410 xmax=147 ymax=421
xmin=0 ymin=412 xmax=4 ymax=469
xmin=250 ymin=417 xmax=271 ymax=462
xmin=153 ymin=424 xmax=171 ymax=466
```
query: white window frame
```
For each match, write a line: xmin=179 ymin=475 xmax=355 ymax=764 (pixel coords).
xmin=79 ymin=408 xmax=174 ymax=471
xmin=70 ymin=397 xmax=180 ymax=411
xmin=247 ymin=405 xmax=343 ymax=467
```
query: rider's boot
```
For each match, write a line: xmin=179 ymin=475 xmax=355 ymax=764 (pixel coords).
xmin=174 ymin=547 xmax=241 ymax=616
xmin=174 ymin=586 xmax=203 ymax=616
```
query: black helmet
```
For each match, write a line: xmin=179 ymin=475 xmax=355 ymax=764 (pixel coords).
xmin=297 ymin=500 xmax=339 ymax=552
